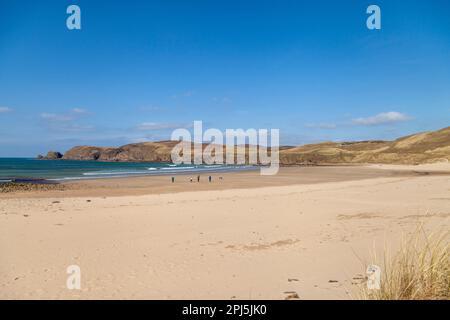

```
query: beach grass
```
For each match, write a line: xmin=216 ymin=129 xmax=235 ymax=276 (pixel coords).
xmin=362 ymin=225 xmax=449 ymax=300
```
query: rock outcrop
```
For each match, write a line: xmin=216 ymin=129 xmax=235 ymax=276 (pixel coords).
xmin=37 ymin=151 xmax=64 ymax=160
xmin=62 ymin=141 xmax=179 ymax=162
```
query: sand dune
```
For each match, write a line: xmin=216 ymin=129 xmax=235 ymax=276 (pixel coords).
xmin=281 ymin=126 xmax=450 ymax=165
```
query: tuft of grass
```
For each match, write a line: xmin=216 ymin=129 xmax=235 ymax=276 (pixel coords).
xmin=362 ymin=226 xmax=449 ymax=300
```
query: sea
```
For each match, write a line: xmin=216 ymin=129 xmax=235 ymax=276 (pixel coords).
xmin=0 ymin=158 xmax=257 ymax=182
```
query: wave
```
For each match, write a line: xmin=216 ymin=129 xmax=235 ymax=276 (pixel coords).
xmin=82 ymin=171 xmax=147 ymax=176
xmin=48 ymin=177 xmax=86 ymax=181
xmin=47 ymin=164 xmax=258 ymax=181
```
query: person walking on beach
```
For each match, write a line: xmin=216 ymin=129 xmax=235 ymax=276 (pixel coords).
xmin=190 ymin=178 xmax=193 ymax=183
xmin=208 ymin=176 xmax=212 ymax=183
xmin=197 ymin=175 xmax=200 ymax=182
xmin=171 ymin=176 xmax=175 ymax=183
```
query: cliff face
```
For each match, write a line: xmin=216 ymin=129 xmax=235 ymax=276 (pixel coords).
xmin=59 ymin=126 xmax=450 ymax=165
xmin=62 ymin=141 xmax=179 ymax=162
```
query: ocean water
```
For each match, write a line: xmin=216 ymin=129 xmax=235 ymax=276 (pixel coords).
xmin=0 ymin=158 xmax=256 ymax=181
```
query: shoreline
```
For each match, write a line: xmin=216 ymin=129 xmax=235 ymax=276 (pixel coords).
xmin=0 ymin=163 xmax=370 ymax=185
xmin=2 ymin=163 xmax=450 ymax=199
xmin=2 ymin=161 xmax=448 ymax=185
xmin=0 ymin=166 xmax=259 ymax=183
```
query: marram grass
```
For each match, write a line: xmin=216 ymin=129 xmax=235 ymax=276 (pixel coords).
xmin=362 ymin=226 xmax=449 ymax=300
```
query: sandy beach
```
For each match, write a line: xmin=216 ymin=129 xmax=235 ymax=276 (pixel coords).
xmin=0 ymin=165 xmax=430 ymax=199
xmin=1 ymin=164 xmax=449 ymax=299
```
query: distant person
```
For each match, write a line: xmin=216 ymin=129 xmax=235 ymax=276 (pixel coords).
xmin=208 ymin=176 xmax=212 ymax=183
xmin=190 ymin=178 xmax=193 ymax=183
xmin=171 ymin=177 xmax=175 ymax=183
xmin=197 ymin=175 xmax=200 ymax=182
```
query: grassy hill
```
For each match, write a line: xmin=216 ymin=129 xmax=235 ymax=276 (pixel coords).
xmin=280 ymin=126 xmax=450 ymax=165
xmin=60 ymin=126 xmax=450 ymax=165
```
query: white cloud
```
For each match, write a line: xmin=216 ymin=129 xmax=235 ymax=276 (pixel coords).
xmin=171 ymin=90 xmax=195 ymax=99
xmin=57 ymin=124 xmax=95 ymax=132
xmin=72 ymin=108 xmax=88 ymax=114
xmin=136 ymin=122 xmax=192 ymax=131
xmin=0 ymin=107 xmax=13 ymax=113
xmin=40 ymin=113 xmax=73 ymax=122
xmin=352 ymin=112 xmax=411 ymax=126
xmin=305 ymin=123 xmax=337 ymax=129
xmin=139 ymin=105 xmax=165 ymax=112
xmin=40 ymin=108 xmax=89 ymax=122
xmin=130 ymin=137 xmax=150 ymax=143
xmin=212 ymin=96 xmax=231 ymax=103
xmin=40 ymin=109 xmax=93 ymax=132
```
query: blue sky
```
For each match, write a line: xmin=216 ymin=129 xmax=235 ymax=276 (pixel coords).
xmin=0 ymin=0 xmax=449 ymax=156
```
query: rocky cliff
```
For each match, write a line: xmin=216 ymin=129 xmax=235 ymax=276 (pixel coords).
xmin=62 ymin=141 xmax=179 ymax=162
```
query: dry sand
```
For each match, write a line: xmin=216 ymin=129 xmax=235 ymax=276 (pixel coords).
xmin=0 ymin=165 xmax=449 ymax=299
xmin=368 ymin=161 xmax=450 ymax=172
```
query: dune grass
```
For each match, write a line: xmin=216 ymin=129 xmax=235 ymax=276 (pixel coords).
xmin=362 ymin=226 xmax=449 ymax=300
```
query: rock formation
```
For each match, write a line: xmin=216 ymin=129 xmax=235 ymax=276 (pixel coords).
xmin=37 ymin=151 xmax=64 ymax=160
